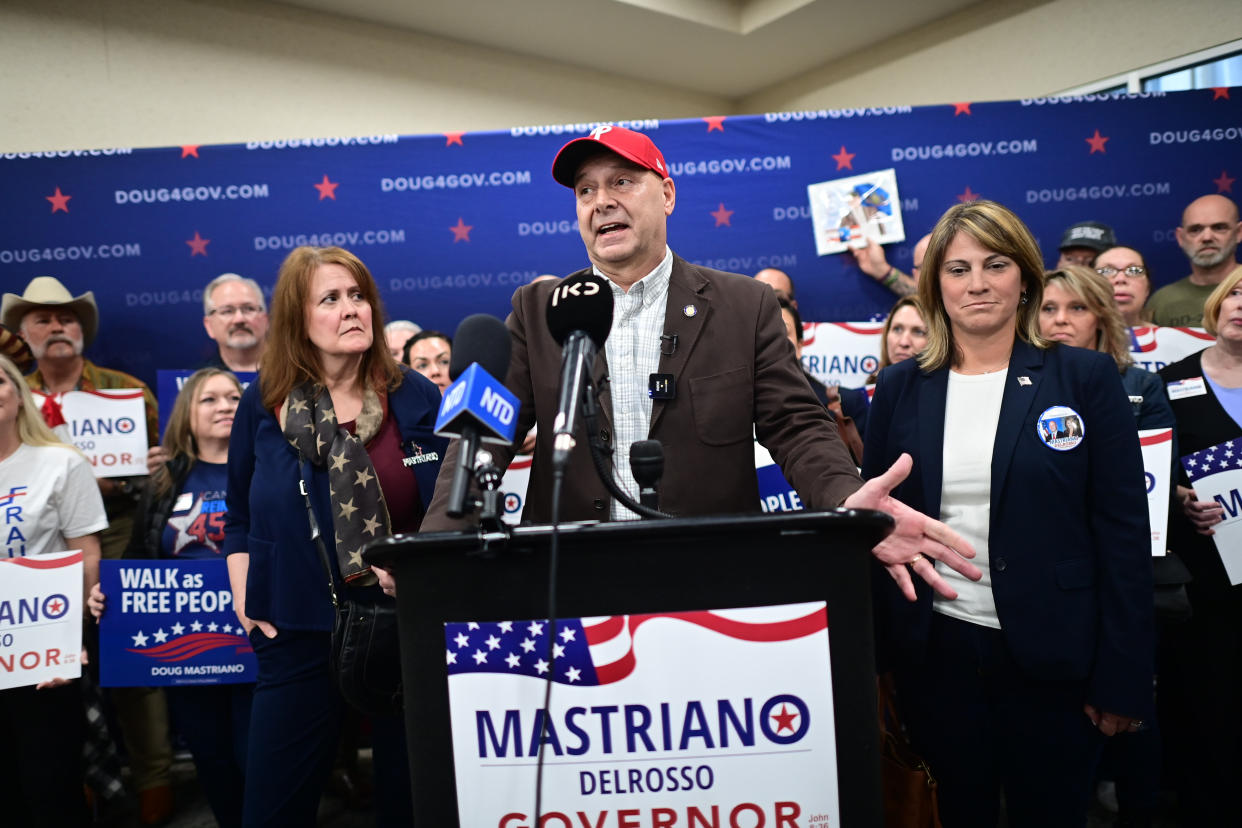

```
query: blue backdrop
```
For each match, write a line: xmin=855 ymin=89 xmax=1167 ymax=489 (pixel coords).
xmin=2 ymin=87 xmax=1237 ymax=389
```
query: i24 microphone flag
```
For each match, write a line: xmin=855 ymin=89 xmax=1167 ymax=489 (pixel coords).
xmin=545 ymin=274 xmax=614 ymax=470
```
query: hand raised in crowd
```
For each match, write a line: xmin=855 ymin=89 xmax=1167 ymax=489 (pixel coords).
xmin=843 ymin=452 xmax=981 ymax=601
xmin=850 ymin=236 xmax=890 ymax=280
xmin=1177 ymin=484 xmax=1224 ymax=535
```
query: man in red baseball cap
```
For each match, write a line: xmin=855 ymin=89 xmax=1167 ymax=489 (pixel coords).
xmin=425 ymin=125 xmax=979 ymax=605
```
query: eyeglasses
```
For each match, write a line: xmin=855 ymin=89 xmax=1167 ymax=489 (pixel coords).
xmin=1095 ymin=265 xmax=1147 ymax=278
xmin=207 ymin=304 xmax=264 ymax=318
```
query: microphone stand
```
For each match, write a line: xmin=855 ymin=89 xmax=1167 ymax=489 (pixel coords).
xmin=579 ymin=380 xmax=671 ymax=520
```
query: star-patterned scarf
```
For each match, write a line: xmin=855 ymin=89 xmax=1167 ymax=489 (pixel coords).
xmin=282 ymin=382 xmax=389 ymax=585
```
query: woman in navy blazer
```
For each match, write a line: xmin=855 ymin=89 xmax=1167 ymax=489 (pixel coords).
xmin=863 ymin=201 xmax=1153 ymax=827
xmin=224 ymin=247 xmax=446 ymax=826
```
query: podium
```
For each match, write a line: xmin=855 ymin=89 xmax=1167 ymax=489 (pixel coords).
xmin=366 ymin=509 xmax=891 ymax=826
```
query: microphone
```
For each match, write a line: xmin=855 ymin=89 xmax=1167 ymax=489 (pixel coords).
xmin=434 ymin=314 xmax=519 ymax=519
xmin=545 ymin=274 xmax=614 ymax=472
xmin=629 ymin=440 xmax=663 ymax=512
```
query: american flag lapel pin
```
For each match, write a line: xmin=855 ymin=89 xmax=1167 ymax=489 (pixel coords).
xmin=1018 ymin=376 xmax=1031 ymax=386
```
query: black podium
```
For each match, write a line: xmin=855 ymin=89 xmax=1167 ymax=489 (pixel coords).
xmin=365 ymin=508 xmax=891 ymax=826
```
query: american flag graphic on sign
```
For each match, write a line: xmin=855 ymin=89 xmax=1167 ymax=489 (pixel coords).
xmin=444 ymin=607 xmax=828 ymax=687
xmin=1181 ymin=439 xmax=1242 ymax=483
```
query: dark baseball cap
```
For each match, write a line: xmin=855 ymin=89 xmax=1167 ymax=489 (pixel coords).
xmin=1058 ymin=221 xmax=1117 ymax=252
xmin=551 ymin=125 xmax=670 ymax=188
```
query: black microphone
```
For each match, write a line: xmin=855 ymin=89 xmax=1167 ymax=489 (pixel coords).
xmin=437 ymin=314 xmax=513 ymax=519
xmin=629 ymin=440 xmax=663 ymax=511
xmin=545 ymin=274 xmax=614 ymax=472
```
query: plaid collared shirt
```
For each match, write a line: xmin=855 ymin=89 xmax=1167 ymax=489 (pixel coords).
xmin=595 ymin=247 xmax=673 ymax=519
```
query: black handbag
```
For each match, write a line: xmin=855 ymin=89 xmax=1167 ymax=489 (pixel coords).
xmin=298 ymin=454 xmax=403 ymax=715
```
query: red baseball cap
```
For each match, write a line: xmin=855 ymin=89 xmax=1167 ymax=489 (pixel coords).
xmin=551 ymin=125 xmax=670 ymax=188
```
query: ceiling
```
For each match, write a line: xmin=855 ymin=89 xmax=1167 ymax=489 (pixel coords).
xmin=273 ymin=0 xmax=984 ymax=99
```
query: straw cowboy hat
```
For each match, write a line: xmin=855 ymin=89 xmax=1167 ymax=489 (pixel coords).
xmin=1 ymin=276 xmax=99 ymax=348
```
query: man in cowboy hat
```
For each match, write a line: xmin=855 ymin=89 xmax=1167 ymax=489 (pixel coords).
xmin=0 ymin=275 xmax=175 ymax=823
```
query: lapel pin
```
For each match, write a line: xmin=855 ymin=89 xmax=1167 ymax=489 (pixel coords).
xmin=683 ymin=304 xmax=697 ymax=318
xmin=1017 ymin=376 xmax=1031 ymax=386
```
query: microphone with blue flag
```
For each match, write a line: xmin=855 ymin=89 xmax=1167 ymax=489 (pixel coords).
xmin=435 ymin=314 xmax=519 ymax=519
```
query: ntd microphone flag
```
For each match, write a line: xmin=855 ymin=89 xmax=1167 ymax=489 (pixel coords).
xmin=434 ymin=363 xmax=519 ymax=445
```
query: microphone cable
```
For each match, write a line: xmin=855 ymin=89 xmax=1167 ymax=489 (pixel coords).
xmin=533 ymin=465 xmax=565 ymax=824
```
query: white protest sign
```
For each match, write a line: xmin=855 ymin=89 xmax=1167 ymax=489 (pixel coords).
xmin=445 ymin=602 xmax=839 ymax=827
xmin=1139 ymin=429 xmax=1173 ymax=557
xmin=799 ymin=321 xmax=883 ymax=389
xmin=1128 ymin=325 xmax=1213 ymax=374
xmin=0 ymin=550 xmax=84 ymax=690
xmin=1181 ymin=437 xmax=1242 ymax=585
xmin=32 ymin=389 xmax=148 ymax=477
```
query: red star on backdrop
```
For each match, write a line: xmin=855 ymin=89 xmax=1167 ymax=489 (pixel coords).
xmin=953 ymin=102 xmax=972 ymax=116
xmin=186 ymin=231 xmax=210 ymax=256
xmin=180 ymin=145 xmax=200 ymax=158
xmin=1215 ymin=170 xmax=1236 ymax=194
xmin=444 ymin=132 xmax=465 ymax=146
xmin=1211 ymin=87 xmax=1230 ymax=101
xmin=710 ymin=203 xmax=734 ymax=226
xmin=703 ymin=116 xmax=726 ymax=132
xmin=45 ymin=187 xmax=72 ymax=213
xmin=313 ymin=174 xmax=339 ymax=200
xmin=770 ymin=704 xmax=799 ymax=733
xmin=1085 ymin=129 xmax=1110 ymax=154
xmin=957 ymin=186 xmax=981 ymax=203
xmin=832 ymin=145 xmax=855 ymax=170
xmin=450 ymin=217 xmax=473 ymax=242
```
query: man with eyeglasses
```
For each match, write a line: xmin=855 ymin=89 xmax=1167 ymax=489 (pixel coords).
xmin=1146 ymin=194 xmax=1242 ymax=327
xmin=202 ymin=273 xmax=268 ymax=372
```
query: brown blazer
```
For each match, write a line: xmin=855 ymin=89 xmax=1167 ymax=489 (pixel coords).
xmin=422 ymin=255 xmax=861 ymax=529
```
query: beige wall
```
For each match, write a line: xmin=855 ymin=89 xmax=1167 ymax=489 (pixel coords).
xmin=0 ymin=0 xmax=727 ymax=153
xmin=2 ymin=0 xmax=1238 ymax=154
xmin=743 ymin=0 xmax=1242 ymax=113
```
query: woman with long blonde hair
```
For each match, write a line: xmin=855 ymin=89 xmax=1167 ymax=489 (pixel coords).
xmin=0 ymin=352 xmax=107 ymax=825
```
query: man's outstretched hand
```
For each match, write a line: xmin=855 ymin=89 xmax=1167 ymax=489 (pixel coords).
xmin=844 ymin=453 xmax=981 ymax=601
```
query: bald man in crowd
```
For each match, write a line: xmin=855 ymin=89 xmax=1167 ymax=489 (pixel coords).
xmin=1146 ymin=194 xmax=1242 ymax=327
xmin=753 ymin=267 xmax=797 ymax=306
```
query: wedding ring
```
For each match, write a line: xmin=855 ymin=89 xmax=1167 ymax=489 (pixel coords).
xmin=906 ymin=554 xmax=925 ymax=567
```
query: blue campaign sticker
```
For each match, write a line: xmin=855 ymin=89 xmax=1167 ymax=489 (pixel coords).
xmin=99 ymin=559 xmax=256 ymax=687
xmin=1036 ymin=405 xmax=1085 ymax=452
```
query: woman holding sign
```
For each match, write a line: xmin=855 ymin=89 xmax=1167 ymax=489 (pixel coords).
xmin=1157 ymin=268 xmax=1242 ymax=826
xmin=0 ymin=352 xmax=106 ymax=826
xmin=90 ymin=367 xmax=251 ymax=827
xmin=224 ymin=247 xmax=446 ymax=826
xmin=863 ymin=201 xmax=1153 ymax=827
xmin=1039 ymin=265 xmax=1181 ymax=823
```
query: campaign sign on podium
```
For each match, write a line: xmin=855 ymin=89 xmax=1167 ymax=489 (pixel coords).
xmin=0 ymin=550 xmax=83 ymax=690
xmin=98 ymin=559 xmax=256 ymax=686
xmin=446 ymin=602 xmax=838 ymax=827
